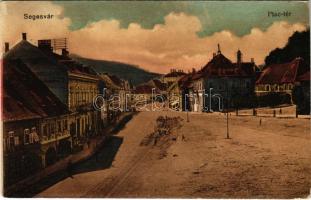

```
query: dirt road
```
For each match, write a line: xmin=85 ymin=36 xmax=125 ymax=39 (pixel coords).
xmin=38 ymin=111 xmax=311 ymax=198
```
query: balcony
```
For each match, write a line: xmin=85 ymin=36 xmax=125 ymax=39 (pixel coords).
xmin=40 ymin=130 xmax=71 ymax=145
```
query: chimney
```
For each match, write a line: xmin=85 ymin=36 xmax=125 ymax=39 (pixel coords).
xmin=217 ymin=43 xmax=221 ymax=54
xmin=22 ymin=33 xmax=27 ymax=40
xmin=237 ymin=49 xmax=242 ymax=66
xmin=5 ymin=42 xmax=9 ymax=53
xmin=251 ymin=58 xmax=254 ymax=63
xmin=213 ymin=53 xmax=216 ymax=58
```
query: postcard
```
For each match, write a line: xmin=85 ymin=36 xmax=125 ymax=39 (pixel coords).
xmin=1 ymin=0 xmax=310 ymax=198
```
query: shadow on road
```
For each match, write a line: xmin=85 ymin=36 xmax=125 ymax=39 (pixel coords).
xmin=12 ymin=136 xmax=124 ymax=198
xmin=72 ymin=136 xmax=124 ymax=175
xmin=111 ymin=114 xmax=135 ymax=134
xmin=9 ymin=113 xmax=136 ymax=197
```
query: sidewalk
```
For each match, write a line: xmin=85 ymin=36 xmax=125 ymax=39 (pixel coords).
xmin=4 ymin=112 xmax=134 ymax=196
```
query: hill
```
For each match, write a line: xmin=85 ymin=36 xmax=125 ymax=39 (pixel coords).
xmin=70 ymin=54 xmax=162 ymax=86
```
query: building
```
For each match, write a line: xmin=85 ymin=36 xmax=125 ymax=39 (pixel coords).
xmin=98 ymin=73 xmax=132 ymax=113
xmin=256 ymin=57 xmax=310 ymax=107
xmin=4 ymin=33 xmax=102 ymax=150
xmin=189 ymin=45 xmax=257 ymax=112
xmin=167 ymin=73 xmax=192 ymax=111
xmin=3 ymin=59 xmax=70 ymax=187
xmin=256 ymin=57 xmax=308 ymax=94
xmin=162 ymin=69 xmax=186 ymax=87
xmin=133 ymin=84 xmax=157 ymax=104
xmin=293 ymin=71 xmax=310 ymax=114
xmin=54 ymin=52 xmax=102 ymax=148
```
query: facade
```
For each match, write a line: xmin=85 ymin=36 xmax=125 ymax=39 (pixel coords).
xmin=256 ymin=57 xmax=309 ymax=107
xmin=188 ymin=47 xmax=257 ymax=112
xmin=98 ymin=73 xmax=132 ymax=112
xmin=293 ymin=71 xmax=310 ymax=114
xmin=167 ymin=73 xmax=192 ymax=111
xmin=162 ymin=69 xmax=186 ymax=87
xmin=133 ymin=84 xmax=155 ymax=104
xmin=3 ymin=59 xmax=70 ymax=186
xmin=56 ymin=56 xmax=101 ymax=149
xmin=4 ymin=33 xmax=102 ymax=151
xmin=256 ymin=57 xmax=307 ymax=95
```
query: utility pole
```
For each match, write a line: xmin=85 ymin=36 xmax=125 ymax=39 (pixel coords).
xmin=226 ymin=77 xmax=230 ymax=139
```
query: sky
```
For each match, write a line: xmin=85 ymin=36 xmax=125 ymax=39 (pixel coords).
xmin=0 ymin=1 xmax=309 ymax=73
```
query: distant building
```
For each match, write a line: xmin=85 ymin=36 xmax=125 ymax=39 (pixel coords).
xmin=167 ymin=73 xmax=193 ymax=111
xmin=133 ymin=84 xmax=159 ymax=103
xmin=162 ymin=69 xmax=186 ymax=87
xmin=189 ymin=45 xmax=257 ymax=112
xmin=256 ymin=57 xmax=308 ymax=95
xmin=98 ymin=73 xmax=132 ymax=113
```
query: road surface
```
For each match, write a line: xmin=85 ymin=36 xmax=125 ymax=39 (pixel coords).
xmin=37 ymin=111 xmax=311 ymax=198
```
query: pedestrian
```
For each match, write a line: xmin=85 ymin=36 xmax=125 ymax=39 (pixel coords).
xmin=182 ymin=134 xmax=186 ymax=141
xmin=259 ymin=118 xmax=262 ymax=126
xmin=279 ymin=108 xmax=282 ymax=115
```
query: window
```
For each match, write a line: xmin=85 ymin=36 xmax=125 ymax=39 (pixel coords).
xmin=24 ymin=129 xmax=30 ymax=144
xmin=43 ymin=124 xmax=48 ymax=136
xmin=288 ymin=84 xmax=293 ymax=90
xmin=14 ymin=136 xmax=19 ymax=146
xmin=63 ymin=120 xmax=67 ymax=130
xmin=31 ymin=127 xmax=39 ymax=143
xmin=6 ymin=131 xmax=15 ymax=151
xmin=29 ymin=128 xmax=34 ymax=144
xmin=57 ymin=121 xmax=62 ymax=132
xmin=51 ymin=123 xmax=55 ymax=134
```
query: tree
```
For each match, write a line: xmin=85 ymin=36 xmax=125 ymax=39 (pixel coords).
xmin=264 ymin=29 xmax=310 ymax=68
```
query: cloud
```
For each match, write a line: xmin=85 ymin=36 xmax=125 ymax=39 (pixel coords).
xmin=1 ymin=1 xmax=307 ymax=74
xmin=0 ymin=1 xmax=71 ymax=48
xmin=69 ymin=12 xmax=306 ymax=73
xmin=54 ymin=1 xmax=309 ymax=37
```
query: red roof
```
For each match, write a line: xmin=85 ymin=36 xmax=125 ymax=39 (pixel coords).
xmin=178 ymin=73 xmax=193 ymax=89
xmin=135 ymin=84 xmax=160 ymax=94
xmin=145 ymin=79 xmax=167 ymax=91
xmin=3 ymin=59 xmax=69 ymax=122
xmin=256 ymin=58 xmax=306 ymax=84
xmin=3 ymin=91 xmax=41 ymax=122
xmin=108 ymin=74 xmax=124 ymax=87
xmin=194 ymin=53 xmax=256 ymax=79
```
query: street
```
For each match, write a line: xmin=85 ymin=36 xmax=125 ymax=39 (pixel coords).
xmin=38 ymin=110 xmax=311 ymax=198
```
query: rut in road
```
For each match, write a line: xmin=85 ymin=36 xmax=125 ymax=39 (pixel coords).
xmin=83 ymin=115 xmax=184 ymax=197
xmin=82 ymin=114 xmax=155 ymax=197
